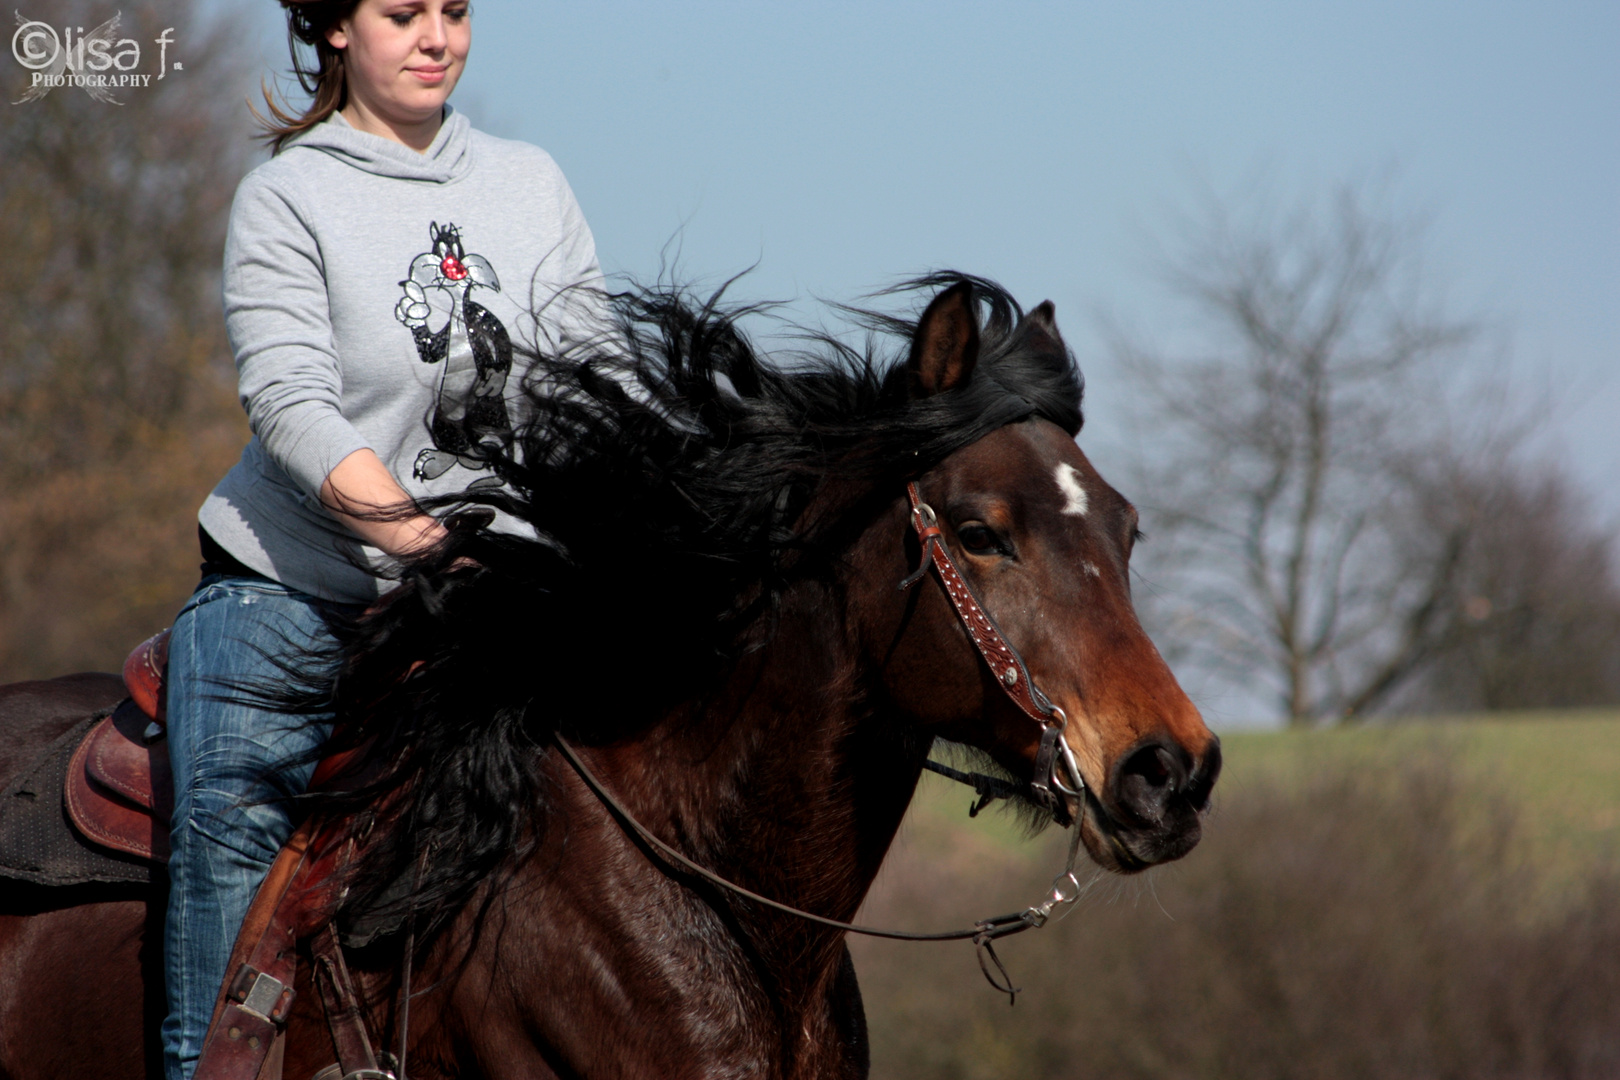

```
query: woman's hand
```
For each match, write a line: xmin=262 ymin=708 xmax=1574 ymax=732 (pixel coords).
xmin=320 ymin=449 xmax=449 ymax=558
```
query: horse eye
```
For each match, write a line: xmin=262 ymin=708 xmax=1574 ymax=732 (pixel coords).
xmin=956 ymin=523 xmax=1001 ymax=556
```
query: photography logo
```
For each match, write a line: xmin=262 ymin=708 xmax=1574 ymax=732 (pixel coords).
xmin=11 ymin=11 xmax=179 ymax=105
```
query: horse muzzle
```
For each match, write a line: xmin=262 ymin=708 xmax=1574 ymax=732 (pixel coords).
xmin=1078 ymin=736 xmax=1222 ymax=873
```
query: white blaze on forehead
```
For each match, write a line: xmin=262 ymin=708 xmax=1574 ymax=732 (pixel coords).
xmin=1055 ymin=463 xmax=1089 ymax=517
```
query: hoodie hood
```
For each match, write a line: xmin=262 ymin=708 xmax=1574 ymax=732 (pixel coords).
xmin=286 ymin=105 xmax=472 ymax=183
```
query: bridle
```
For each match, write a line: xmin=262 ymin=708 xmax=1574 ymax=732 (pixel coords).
xmin=899 ymin=481 xmax=1088 ymax=820
xmin=555 ymin=479 xmax=1094 ymax=1001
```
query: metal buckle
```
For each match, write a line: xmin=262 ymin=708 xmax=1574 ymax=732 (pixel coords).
xmin=237 ymin=970 xmax=290 ymax=1024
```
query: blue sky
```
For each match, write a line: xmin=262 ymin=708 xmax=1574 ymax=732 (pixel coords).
xmin=237 ymin=2 xmax=1617 ymax=509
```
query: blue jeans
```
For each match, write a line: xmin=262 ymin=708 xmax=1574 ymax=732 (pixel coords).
xmin=162 ymin=574 xmax=349 ymax=1080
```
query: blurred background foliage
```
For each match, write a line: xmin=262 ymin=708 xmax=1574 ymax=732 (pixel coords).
xmin=0 ymin=0 xmax=252 ymax=680
xmin=855 ymin=720 xmax=1620 ymax=1079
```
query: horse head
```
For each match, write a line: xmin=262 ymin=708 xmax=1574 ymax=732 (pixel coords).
xmin=860 ymin=282 xmax=1219 ymax=872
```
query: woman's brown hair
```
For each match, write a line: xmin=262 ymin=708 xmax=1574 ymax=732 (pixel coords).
xmin=253 ymin=0 xmax=362 ymax=154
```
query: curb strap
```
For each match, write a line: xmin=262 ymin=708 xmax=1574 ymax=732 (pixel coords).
xmin=900 ymin=481 xmax=1083 ymax=820
xmin=920 ymin=758 xmax=1031 ymax=817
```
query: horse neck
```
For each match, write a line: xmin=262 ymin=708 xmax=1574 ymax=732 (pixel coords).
xmin=619 ymin=574 xmax=927 ymax=951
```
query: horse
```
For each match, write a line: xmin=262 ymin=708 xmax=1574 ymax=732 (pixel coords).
xmin=0 ymin=274 xmax=1220 ymax=1080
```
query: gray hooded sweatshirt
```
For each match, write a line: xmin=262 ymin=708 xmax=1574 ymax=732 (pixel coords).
xmin=200 ymin=108 xmax=603 ymax=602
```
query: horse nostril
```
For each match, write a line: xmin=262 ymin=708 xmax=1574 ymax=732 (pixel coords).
xmin=1116 ymin=743 xmax=1184 ymax=825
xmin=1184 ymin=738 xmax=1222 ymax=812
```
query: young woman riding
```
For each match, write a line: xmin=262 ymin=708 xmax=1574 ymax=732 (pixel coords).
xmin=162 ymin=2 xmax=602 ymax=1076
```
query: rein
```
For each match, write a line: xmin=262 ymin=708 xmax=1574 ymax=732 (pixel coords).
xmin=554 ymin=481 xmax=1092 ymax=1002
xmin=554 ymin=735 xmax=1082 ymax=1002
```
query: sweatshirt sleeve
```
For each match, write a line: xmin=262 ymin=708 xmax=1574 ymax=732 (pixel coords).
xmin=533 ymin=155 xmax=613 ymax=355
xmin=222 ymin=171 xmax=371 ymax=500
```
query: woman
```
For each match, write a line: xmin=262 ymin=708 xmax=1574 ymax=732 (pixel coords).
xmin=163 ymin=2 xmax=603 ymax=1075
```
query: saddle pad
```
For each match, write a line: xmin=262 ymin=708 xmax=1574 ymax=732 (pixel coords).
xmin=0 ymin=712 xmax=154 ymax=888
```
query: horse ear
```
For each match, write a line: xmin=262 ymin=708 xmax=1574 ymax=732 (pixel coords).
xmin=1021 ymin=300 xmax=1063 ymax=352
xmin=907 ymin=282 xmax=980 ymax=397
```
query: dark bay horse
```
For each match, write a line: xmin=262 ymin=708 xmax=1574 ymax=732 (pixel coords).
xmin=0 ymin=275 xmax=1219 ymax=1079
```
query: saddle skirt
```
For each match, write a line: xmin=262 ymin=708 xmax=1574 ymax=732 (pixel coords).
xmin=66 ymin=697 xmax=174 ymax=861
xmin=64 ymin=631 xmax=174 ymax=861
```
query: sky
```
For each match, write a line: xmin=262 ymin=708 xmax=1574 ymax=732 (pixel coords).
xmin=232 ymin=1 xmax=1617 ymax=511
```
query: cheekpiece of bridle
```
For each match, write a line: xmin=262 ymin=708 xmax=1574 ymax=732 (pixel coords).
xmin=554 ymin=481 xmax=1095 ymax=1004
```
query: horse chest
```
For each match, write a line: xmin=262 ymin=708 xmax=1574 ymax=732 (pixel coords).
xmin=466 ymin=851 xmax=863 ymax=1078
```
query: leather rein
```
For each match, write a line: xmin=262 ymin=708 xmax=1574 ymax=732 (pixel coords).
xmin=554 ymin=481 xmax=1091 ymax=1001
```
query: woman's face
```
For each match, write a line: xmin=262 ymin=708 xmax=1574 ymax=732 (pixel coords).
xmin=328 ymin=0 xmax=471 ymax=131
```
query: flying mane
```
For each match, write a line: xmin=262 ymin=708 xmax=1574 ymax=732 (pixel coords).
xmin=294 ymin=272 xmax=1086 ymax=945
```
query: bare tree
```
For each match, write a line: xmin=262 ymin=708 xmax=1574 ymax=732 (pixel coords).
xmin=1406 ymin=459 xmax=1620 ymax=712
xmin=0 ymin=0 xmax=258 ymax=680
xmin=1111 ymin=184 xmax=1521 ymax=724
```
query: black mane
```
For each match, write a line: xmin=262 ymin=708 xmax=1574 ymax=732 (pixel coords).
xmin=300 ymin=272 xmax=1085 ymax=943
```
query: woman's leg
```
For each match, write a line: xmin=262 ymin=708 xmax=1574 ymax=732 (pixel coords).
xmin=161 ymin=575 xmax=341 ymax=1080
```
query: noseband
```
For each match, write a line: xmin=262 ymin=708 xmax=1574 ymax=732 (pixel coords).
xmin=554 ymin=481 xmax=1095 ymax=1002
